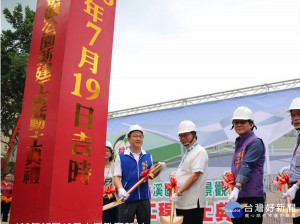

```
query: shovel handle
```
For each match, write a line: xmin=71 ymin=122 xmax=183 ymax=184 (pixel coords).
xmin=127 ymin=163 xmax=162 ymax=195
xmin=284 ymin=183 xmax=291 ymax=204
xmin=170 ymin=187 xmax=175 ymax=223
xmin=103 ymin=163 xmax=162 ymax=211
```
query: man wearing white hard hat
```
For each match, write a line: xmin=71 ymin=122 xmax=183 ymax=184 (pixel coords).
xmin=171 ymin=120 xmax=208 ymax=224
xmin=281 ymin=97 xmax=300 ymax=224
xmin=229 ymin=106 xmax=265 ymax=224
xmin=114 ymin=124 xmax=166 ymax=224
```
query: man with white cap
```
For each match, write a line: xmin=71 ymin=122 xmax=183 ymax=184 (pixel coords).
xmin=114 ymin=124 xmax=166 ymax=224
xmin=229 ymin=106 xmax=265 ymax=224
xmin=171 ymin=120 xmax=208 ymax=224
xmin=281 ymin=97 xmax=300 ymax=224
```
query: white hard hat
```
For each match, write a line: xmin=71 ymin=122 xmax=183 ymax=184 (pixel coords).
xmin=177 ymin=120 xmax=197 ymax=134
xmin=232 ymin=106 xmax=254 ymax=121
xmin=106 ymin=141 xmax=113 ymax=149
xmin=285 ymin=97 xmax=300 ymax=113
xmin=127 ymin=124 xmax=144 ymax=136
xmin=106 ymin=141 xmax=114 ymax=154
xmin=106 ymin=141 xmax=114 ymax=161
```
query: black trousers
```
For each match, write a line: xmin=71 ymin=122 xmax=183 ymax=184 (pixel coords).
xmin=118 ymin=200 xmax=151 ymax=224
xmin=231 ymin=197 xmax=264 ymax=224
xmin=176 ymin=200 xmax=204 ymax=224
xmin=1 ymin=202 xmax=11 ymax=222
xmin=102 ymin=197 xmax=118 ymax=224
xmin=291 ymin=182 xmax=300 ymax=224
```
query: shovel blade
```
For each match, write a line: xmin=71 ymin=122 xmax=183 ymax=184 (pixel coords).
xmin=160 ymin=215 xmax=184 ymax=224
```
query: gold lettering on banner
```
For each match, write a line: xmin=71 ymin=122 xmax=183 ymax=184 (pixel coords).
xmin=86 ymin=21 xmax=102 ymax=46
xmin=23 ymin=166 xmax=41 ymax=184
xmin=36 ymin=63 xmax=52 ymax=83
xmin=103 ymin=0 xmax=114 ymax=6
xmin=23 ymin=0 xmax=61 ymax=184
xmin=68 ymin=160 xmax=92 ymax=185
xmin=71 ymin=73 xmax=83 ymax=98
xmin=40 ymin=34 xmax=56 ymax=50
xmin=75 ymin=103 xmax=94 ymax=129
xmin=32 ymin=93 xmax=48 ymax=114
xmin=45 ymin=2 xmax=61 ymax=20
xmin=86 ymin=78 xmax=100 ymax=100
xmin=71 ymin=73 xmax=101 ymax=100
xmin=42 ymin=21 xmax=56 ymax=34
xmin=68 ymin=0 xmax=114 ymax=185
xmin=78 ymin=46 xmax=99 ymax=74
xmin=72 ymin=131 xmax=93 ymax=157
xmin=26 ymin=148 xmax=42 ymax=165
xmin=84 ymin=0 xmax=104 ymax=23
xmin=29 ymin=114 xmax=46 ymax=130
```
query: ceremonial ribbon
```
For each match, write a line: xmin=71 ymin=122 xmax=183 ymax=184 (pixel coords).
xmin=140 ymin=168 xmax=154 ymax=182
xmin=220 ymin=172 xmax=235 ymax=191
xmin=1 ymin=196 xmax=12 ymax=204
xmin=165 ymin=176 xmax=178 ymax=196
xmin=272 ymin=174 xmax=290 ymax=191
xmin=103 ymin=186 xmax=116 ymax=199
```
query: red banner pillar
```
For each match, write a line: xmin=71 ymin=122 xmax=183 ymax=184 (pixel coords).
xmin=10 ymin=0 xmax=116 ymax=223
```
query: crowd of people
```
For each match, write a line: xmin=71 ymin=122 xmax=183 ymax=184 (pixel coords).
xmin=102 ymin=97 xmax=300 ymax=224
xmin=2 ymin=97 xmax=299 ymax=223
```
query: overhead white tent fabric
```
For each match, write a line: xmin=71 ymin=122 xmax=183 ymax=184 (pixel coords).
xmin=107 ymin=88 xmax=300 ymax=174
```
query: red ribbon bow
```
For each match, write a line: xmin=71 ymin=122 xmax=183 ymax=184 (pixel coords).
xmin=272 ymin=174 xmax=290 ymax=191
xmin=165 ymin=176 xmax=179 ymax=197
xmin=220 ymin=172 xmax=235 ymax=191
xmin=140 ymin=168 xmax=154 ymax=182
xmin=103 ymin=186 xmax=116 ymax=199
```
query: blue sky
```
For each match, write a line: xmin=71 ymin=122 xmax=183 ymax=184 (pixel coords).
xmin=2 ymin=0 xmax=300 ymax=111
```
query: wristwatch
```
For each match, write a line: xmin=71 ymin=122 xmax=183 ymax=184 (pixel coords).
xmin=234 ymin=185 xmax=242 ymax=191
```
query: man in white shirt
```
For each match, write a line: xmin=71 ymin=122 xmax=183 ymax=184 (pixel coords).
xmin=171 ymin=120 xmax=208 ymax=224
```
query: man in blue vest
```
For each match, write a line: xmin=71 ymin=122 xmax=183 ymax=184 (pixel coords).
xmin=281 ymin=97 xmax=300 ymax=224
xmin=114 ymin=124 xmax=166 ymax=224
xmin=229 ymin=106 xmax=265 ymax=224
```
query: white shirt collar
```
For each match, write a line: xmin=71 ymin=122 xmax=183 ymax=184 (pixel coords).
xmin=124 ymin=148 xmax=146 ymax=155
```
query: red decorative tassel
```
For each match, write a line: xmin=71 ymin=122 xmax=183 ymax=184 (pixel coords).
xmin=272 ymin=174 xmax=290 ymax=191
xmin=103 ymin=186 xmax=116 ymax=199
xmin=140 ymin=168 xmax=154 ymax=182
xmin=220 ymin=171 xmax=235 ymax=191
xmin=165 ymin=176 xmax=179 ymax=197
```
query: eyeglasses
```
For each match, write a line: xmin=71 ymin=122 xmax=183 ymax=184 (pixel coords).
xmin=131 ymin=135 xmax=144 ymax=139
xmin=232 ymin=120 xmax=248 ymax=125
xmin=179 ymin=133 xmax=192 ymax=139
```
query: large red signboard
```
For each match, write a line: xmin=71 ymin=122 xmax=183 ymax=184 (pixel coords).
xmin=10 ymin=0 xmax=116 ymax=223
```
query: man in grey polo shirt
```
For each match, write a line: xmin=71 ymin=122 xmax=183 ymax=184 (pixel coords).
xmin=281 ymin=97 xmax=300 ymax=224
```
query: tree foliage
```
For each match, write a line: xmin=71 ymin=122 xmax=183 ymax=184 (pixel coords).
xmin=1 ymin=3 xmax=35 ymax=142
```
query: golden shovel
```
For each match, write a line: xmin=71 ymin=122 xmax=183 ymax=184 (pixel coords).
xmin=219 ymin=173 xmax=246 ymax=210
xmin=160 ymin=187 xmax=184 ymax=224
xmin=275 ymin=181 xmax=300 ymax=218
xmin=103 ymin=163 xmax=162 ymax=211
xmin=219 ymin=187 xmax=247 ymax=210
